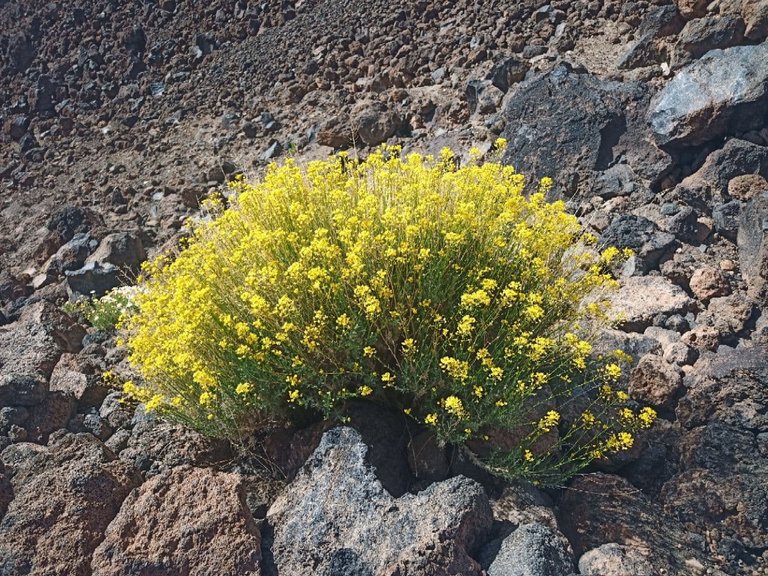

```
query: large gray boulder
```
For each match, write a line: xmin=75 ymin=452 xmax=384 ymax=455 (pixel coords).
xmin=266 ymin=427 xmax=493 ymax=576
xmin=649 ymin=43 xmax=768 ymax=146
xmin=501 ymin=64 xmax=671 ymax=197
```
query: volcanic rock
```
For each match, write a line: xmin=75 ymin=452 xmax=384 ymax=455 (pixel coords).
xmin=266 ymin=427 xmax=492 ymax=576
xmin=0 ymin=433 xmax=141 ymax=576
xmin=0 ymin=301 xmax=84 ymax=406
xmin=649 ymin=43 xmax=768 ymax=146
xmin=91 ymin=466 xmax=261 ymax=575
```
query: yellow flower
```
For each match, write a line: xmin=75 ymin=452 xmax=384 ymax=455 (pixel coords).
xmin=381 ymin=372 xmax=396 ymax=384
xmin=442 ymin=395 xmax=466 ymax=418
xmin=456 ymin=315 xmax=476 ymax=337
xmin=359 ymin=385 xmax=373 ymax=397
xmin=336 ymin=313 xmax=351 ymax=329
xmin=363 ymin=346 xmax=376 ymax=358
xmin=235 ymin=382 xmax=254 ymax=395
xmin=638 ymin=406 xmax=657 ymax=428
xmin=538 ymin=410 xmax=560 ymax=432
xmin=523 ymin=449 xmax=534 ymax=462
xmin=424 ymin=413 xmax=438 ymax=425
xmin=605 ymin=363 xmax=622 ymax=381
xmin=439 ymin=356 xmax=470 ymax=382
xmin=461 ymin=289 xmax=491 ymax=309
xmin=401 ymin=338 xmax=417 ymax=355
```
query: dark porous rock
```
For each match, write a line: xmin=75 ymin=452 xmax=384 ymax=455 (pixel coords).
xmin=91 ymin=465 xmax=261 ymax=575
xmin=266 ymin=427 xmax=492 ymax=576
xmin=649 ymin=43 xmax=768 ymax=147
xmin=688 ymin=266 xmax=730 ymax=303
xmin=558 ymin=473 xmax=711 ymax=574
xmin=65 ymin=261 xmax=123 ymax=297
xmin=600 ymin=215 xmax=676 ymax=272
xmin=501 ymin=65 xmax=671 ymax=198
xmin=44 ymin=233 xmax=93 ymax=276
xmin=0 ymin=375 xmax=48 ymax=410
xmin=85 ymin=232 xmax=146 ymax=276
xmin=0 ymin=301 xmax=85 ymax=406
xmin=0 ymin=461 xmax=10 ymax=520
xmin=621 ymin=418 xmax=684 ymax=495
xmin=487 ymin=56 xmax=529 ymax=93
xmin=24 ymin=391 xmax=75 ymax=443
xmin=120 ymin=420 xmax=232 ymax=476
xmin=47 ymin=205 xmax=103 ymax=244
xmin=617 ymin=5 xmax=685 ymax=69
xmin=676 ymin=15 xmax=746 ymax=61
xmin=578 ymin=543 xmax=656 ymax=576
xmin=485 ymin=522 xmax=575 ymax=576
xmin=661 ymin=468 xmax=768 ymax=553
xmin=352 ymin=101 xmax=402 ymax=147
xmin=99 ymin=391 xmax=134 ymax=430
xmin=50 ymin=352 xmax=110 ymax=408
xmin=680 ymin=421 xmax=761 ymax=475
xmin=737 ymin=191 xmax=768 ymax=303
xmin=675 ymin=139 xmax=768 ymax=211
xmin=676 ymin=344 xmax=768 ymax=433
xmin=712 ymin=200 xmax=741 ymax=241
xmin=629 ymin=353 xmax=684 ymax=410
xmin=607 ymin=276 xmax=693 ymax=332
xmin=0 ymin=433 xmax=141 ymax=576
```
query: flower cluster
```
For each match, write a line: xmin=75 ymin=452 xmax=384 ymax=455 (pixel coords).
xmin=64 ymin=286 xmax=139 ymax=332
xmin=121 ymin=144 xmax=655 ymax=485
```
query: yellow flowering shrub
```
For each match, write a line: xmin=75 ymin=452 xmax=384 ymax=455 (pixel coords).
xmin=122 ymin=144 xmax=655 ymax=485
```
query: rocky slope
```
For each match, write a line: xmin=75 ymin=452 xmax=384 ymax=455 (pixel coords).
xmin=2 ymin=0 xmax=768 ymax=574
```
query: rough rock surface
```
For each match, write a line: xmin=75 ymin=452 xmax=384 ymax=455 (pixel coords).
xmin=0 ymin=433 xmax=141 ymax=576
xmin=501 ymin=65 xmax=668 ymax=197
xmin=607 ymin=276 xmax=693 ymax=332
xmin=91 ymin=465 xmax=261 ymax=576
xmin=629 ymin=353 xmax=684 ymax=410
xmin=649 ymin=43 xmax=768 ymax=146
xmin=558 ymin=473 xmax=712 ymax=575
xmin=266 ymin=427 xmax=492 ymax=576
xmin=486 ymin=522 xmax=575 ymax=576
xmin=0 ymin=301 xmax=84 ymax=406
xmin=578 ymin=543 xmax=656 ymax=576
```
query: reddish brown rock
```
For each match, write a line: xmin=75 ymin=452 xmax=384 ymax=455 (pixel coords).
xmin=49 ymin=351 xmax=111 ymax=407
xmin=578 ymin=543 xmax=655 ymax=576
xmin=0 ymin=433 xmax=141 ymax=576
xmin=558 ymin=473 xmax=711 ymax=574
xmin=0 ymin=301 xmax=85 ymax=406
xmin=629 ymin=354 xmax=684 ymax=409
xmin=728 ymin=174 xmax=768 ymax=201
xmin=91 ymin=466 xmax=261 ymax=575
xmin=688 ymin=266 xmax=730 ymax=302
xmin=681 ymin=325 xmax=720 ymax=352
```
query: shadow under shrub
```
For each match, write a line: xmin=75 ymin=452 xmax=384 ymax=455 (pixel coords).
xmin=121 ymin=144 xmax=655 ymax=486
